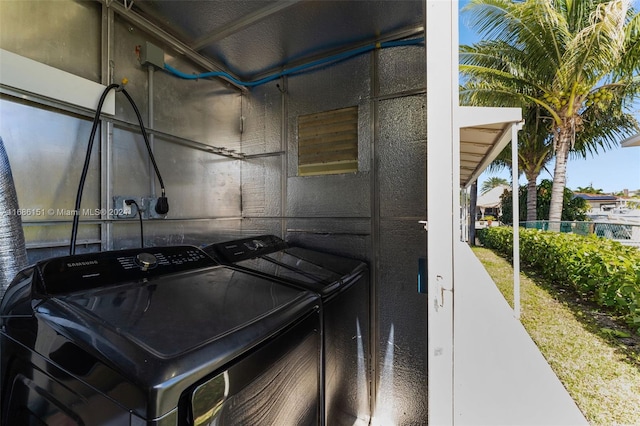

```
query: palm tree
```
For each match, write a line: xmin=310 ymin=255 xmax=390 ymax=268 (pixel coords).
xmin=460 ymin=0 xmax=640 ymax=224
xmin=480 ymin=176 xmax=509 ymax=194
xmin=576 ymin=184 xmax=605 ymax=194
xmin=486 ymin=105 xmax=554 ymax=221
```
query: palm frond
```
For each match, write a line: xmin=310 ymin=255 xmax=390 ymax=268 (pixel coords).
xmin=563 ymin=0 xmax=630 ymax=84
xmin=461 ymin=41 xmax=558 ymax=85
xmin=463 ymin=0 xmax=568 ymax=75
xmin=570 ymin=109 xmax=639 ymax=158
xmin=619 ymin=9 xmax=640 ymax=74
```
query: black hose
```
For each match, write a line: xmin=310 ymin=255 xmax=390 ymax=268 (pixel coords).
xmin=70 ymin=84 xmax=169 ymax=255
xmin=69 ymin=83 xmax=119 ymax=255
xmin=120 ymin=89 xmax=165 ymax=193
xmin=126 ymin=199 xmax=144 ymax=248
xmin=121 ymin=88 xmax=169 ymax=216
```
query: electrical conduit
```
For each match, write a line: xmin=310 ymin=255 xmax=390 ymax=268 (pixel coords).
xmin=164 ymin=38 xmax=424 ymax=87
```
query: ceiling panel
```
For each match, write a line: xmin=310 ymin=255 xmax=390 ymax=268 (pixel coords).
xmin=132 ymin=0 xmax=423 ymax=79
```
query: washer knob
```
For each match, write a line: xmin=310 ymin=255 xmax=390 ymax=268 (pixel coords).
xmin=136 ymin=253 xmax=157 ymax=271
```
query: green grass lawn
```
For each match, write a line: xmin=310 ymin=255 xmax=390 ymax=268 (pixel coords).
xmin=472 ymin=246 xmax=640 ymax=425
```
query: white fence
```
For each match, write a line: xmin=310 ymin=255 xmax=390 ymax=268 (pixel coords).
xmin=520 ymin=221 xmax=640 ymax=247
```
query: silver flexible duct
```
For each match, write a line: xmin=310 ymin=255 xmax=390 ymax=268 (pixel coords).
xmin=0 ymin=137 xmax=28 ymax=298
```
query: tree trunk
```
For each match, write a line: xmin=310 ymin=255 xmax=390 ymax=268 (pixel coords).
xmin=549 ymin=128 xmax=571 ymax=226
xmin=526 ymin=174 xmax=537 ymax=222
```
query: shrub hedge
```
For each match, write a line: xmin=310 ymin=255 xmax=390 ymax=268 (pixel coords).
xmin=478 ymin=226 xmax=640 ymax=333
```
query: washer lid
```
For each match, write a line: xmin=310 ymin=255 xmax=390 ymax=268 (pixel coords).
xmin=55 ymin=266 xmax=309 ymax=359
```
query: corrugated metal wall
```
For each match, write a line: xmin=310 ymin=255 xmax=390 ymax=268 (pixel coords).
xmin=0 ymin=1 xmax=428 ymax=423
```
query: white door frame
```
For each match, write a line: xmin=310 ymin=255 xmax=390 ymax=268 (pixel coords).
xmin=426 ymin=0 xmax=458 ymax=424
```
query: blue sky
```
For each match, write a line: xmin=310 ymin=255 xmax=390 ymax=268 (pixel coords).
xmin=459 ymin=0 xmax=640 ymax=193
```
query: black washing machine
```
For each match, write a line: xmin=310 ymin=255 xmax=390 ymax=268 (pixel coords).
xmin=0 ymin=245 xmax=321 ymax=426
xmin=203 ymin=235 xmax=370 ymax=426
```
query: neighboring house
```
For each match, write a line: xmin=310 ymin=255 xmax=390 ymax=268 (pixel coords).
xmin=574 ymin=193 xmax=619 ymax=212
xmin=476 ymin=184 xmax=510 ymax=220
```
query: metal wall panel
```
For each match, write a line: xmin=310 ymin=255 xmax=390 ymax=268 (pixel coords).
xmin=285 ymin=221 xmax=371 ymax=262
xmin=0 ymin=100 xmax=100 ymax=220
xmin=0 ymin=2 xmax=245 ymax=261
xmin=112 ymin=131 xmax=242 ymax=219
xmin=376 ymin=219 xmax=427 ymax=425
xmin=155 ymin=137 xmax=241 ymax=219
xmin=374 ymin=51 xmax=428 ymax=425
xmin=242 ymin=156 xmax=282 ymax=217
xmin=282 ymin=39 xmax=427 ymax=425
xmin=286 ymin=173 xmax=371 ymax=218
xmin=0 ymin=0 xmax=104 ymax=262
xmin=112 ymin=126 xmax=155 ymax=197
xmin=378 ymin=96 xmax=427 ymax=218
xmin=22 ymin=222 xmax=99 ymax=251
xmin=288 ymin=56 xmax=370 ymax=131
xmin=286 ymin=218 xmax=371 ymax=236
xmin=0 ymin=0 xmax=101 ymax=82
xmin=153 ymin=67 xmax=242 ymax=150
xmin=110 ymin=14 xmax=244 ymax=229
xmin=111 ymin=218 xmax=242 ymax=250
xmin=241 ymin=85 xmax=282 ymax=156
xmin=240 ymin=217 xmax=285 ymax=237
xmin=112 ymin=15 xmax=151 ymax=123
xmin=285 ymin=58 xmax=371 ymax=219
xmin=23 ymin=222 xmax=100 ymax=253
xmin=378 ymin=44 xmax=426 ymax=97
xmin=26 ymin=232 xmax=101 ymax=264
xmin=113 ymin=15 xmax=243 ymax=150
xmin=239 ymin=84 xmax=284 ymax=236
xmin=378 ymin=95 xmax=427 ymax=142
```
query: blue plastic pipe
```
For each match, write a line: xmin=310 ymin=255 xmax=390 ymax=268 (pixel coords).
xmin=164 ymin=37 xmax=424 ymax=87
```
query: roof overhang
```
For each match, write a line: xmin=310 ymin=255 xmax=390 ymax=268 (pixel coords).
xmin=622 ymin=133 xmax=640 ymax=147
xmin=458 ymin=106 xmax=523 ymax=188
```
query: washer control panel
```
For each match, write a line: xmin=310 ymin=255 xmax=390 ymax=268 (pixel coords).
xmin=34 ymin=246 xmax=217 ymax=296
xmin=203 ymin=235 xmax=287 ymax=263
